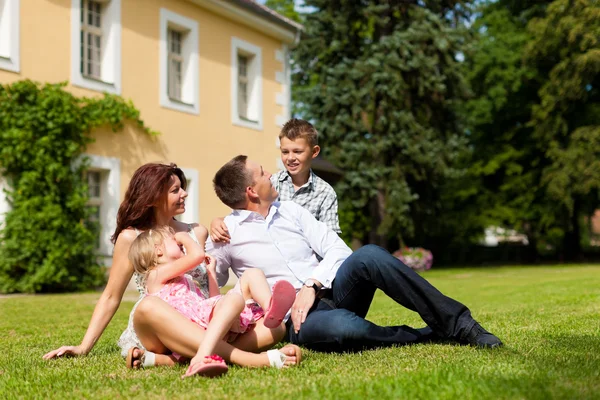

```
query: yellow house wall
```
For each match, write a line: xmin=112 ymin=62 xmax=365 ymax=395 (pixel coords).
xmin=0 ymin=0 xmax=287 ymax=228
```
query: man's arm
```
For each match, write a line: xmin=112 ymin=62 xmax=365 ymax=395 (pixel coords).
xmin=204 ymin=235 xmax=232 ymax=287
xmin=291 ymin=203 xmax=352 ymax=288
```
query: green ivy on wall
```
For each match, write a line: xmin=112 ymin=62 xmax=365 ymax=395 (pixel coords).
xmin=0 ymin=80 xmax=157 ymax=293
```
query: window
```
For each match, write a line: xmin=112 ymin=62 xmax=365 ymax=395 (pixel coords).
xmin=85 ymin=170 xmax=102 ymax=249
xmin=0 ymin=0 xmax=20 ymax=73
xmin=80 ymin=0 xmax=102 ymax=80
xmin=159 ymin=9 xmax=199 ymax=115
xmin=176 ymin=168 xmax=199 ymax=224
xmin=0 ymin=176 xmax=11 ymax=229
xmin=237 ymin=54 xmax=250 ymax=120
xmin=231 ymin=37 xmax=263 ymax=130
xmin=71 ymin=0 xmax=121 ymax=94
xmin=167 ymin=29 xmax=183 ymax=101
xmin=80 ymin=155 xmax=120 ymax=263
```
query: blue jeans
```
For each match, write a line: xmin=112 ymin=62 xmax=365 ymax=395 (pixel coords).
xmin=286 ymin=245 xmax=476 ymax=352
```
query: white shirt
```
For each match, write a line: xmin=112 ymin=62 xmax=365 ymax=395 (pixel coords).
xmin=206 ymin=201 xmax=352 ymax=291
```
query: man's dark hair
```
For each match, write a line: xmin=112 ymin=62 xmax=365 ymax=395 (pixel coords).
xmin=213 ymin=155 xmax=253 ymax=208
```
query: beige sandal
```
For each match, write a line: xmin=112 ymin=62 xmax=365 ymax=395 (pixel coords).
xmin=126 ymin=347 xmax=156 ymax=369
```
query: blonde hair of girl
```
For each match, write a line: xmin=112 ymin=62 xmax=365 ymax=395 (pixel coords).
xmin=128 ymin=226 xmax=175 ymax=276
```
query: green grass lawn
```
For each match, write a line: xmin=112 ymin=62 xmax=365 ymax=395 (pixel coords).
xmin=1 ymin=265 xmax=599 ymax=399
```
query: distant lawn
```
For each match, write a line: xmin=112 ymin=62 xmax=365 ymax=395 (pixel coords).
xmin=1 ymin=265 xmax=599 ymax=399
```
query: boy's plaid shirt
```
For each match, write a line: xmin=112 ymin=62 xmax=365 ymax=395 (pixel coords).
xmin=271 ymin=169 xmax=341 ymax=233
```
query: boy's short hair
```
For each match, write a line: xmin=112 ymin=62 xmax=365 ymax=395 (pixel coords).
xmin=279 ymin=118 xmax=319 ymax=147
xmin=213 ymin=155 xmax=253 ymax=209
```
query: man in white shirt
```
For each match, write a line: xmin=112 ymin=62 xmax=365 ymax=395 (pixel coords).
xmin=207 ymin=155 xmax=503 ymax=351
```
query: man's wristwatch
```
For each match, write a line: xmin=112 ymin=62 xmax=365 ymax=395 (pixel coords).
xmin=304 ymin=279 xmax=321 ymax=292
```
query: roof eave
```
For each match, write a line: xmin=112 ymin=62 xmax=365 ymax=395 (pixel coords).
xmin=188 ymin=0 xmax=303 ymax=46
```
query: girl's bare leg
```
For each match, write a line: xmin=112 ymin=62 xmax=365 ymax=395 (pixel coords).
xmin=230 ymin=318 xmax=286 ymax=352
xmin=190 ymin=293 xmax=245 ymax=368
xmin=134 ymin=296 xmax=287 ymax=367
xmin=239 ymin=268 xmax=272 ymax=310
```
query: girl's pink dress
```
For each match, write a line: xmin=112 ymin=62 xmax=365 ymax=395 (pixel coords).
xmin=148 ymin=274 xmax=264 ymax=342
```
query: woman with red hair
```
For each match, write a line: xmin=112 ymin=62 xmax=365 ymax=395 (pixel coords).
xmin=43 ymin=163 xmax=300 ymax=369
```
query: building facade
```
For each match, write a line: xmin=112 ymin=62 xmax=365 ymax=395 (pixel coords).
xmin=0 ymin=0 xmax=300 ymax=264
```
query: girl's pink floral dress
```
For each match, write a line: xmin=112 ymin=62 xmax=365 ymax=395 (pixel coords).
xmin=148 ymin=274 xmax=264 ymax=342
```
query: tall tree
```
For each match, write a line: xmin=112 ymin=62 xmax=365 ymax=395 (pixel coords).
xmin=294 ymin=0 xmax=474 ymax=250
xmin=466 ymin=0 xmax=600 ymax=260
xmin=525 ymin=0 xmax=600 ymax=259
xmin=263 ymin=0 xmax=303 ymax=23
xmin=463 ymin=1 xmax=550 ymax=261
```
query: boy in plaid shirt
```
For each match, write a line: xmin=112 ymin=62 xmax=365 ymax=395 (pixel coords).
xmin=210 ymin=118 xmax=341 ymax=242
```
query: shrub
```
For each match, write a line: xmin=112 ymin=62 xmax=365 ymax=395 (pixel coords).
xmin=393 ymin=247 xmax=433 ymax=271
xmin=0 ymin=80 xmax=155 ymax=293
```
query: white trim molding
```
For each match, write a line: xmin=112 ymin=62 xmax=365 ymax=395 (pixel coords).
xmin=0 ymin=174 xmax=11 ymax=230
xmin=85 ymin=154 xmax=121 ymax=259
xmin=179 ymin=167 xmax=199 ymax=223
xmin=189 ymin=0 xmax=300 ymax=45
xmin=231 ymin=37 xmax=263 ymax=131
xmin=70 ymin=0 xmax=122 ymax=94
xmin=0 ymin=0 xmax=20 ymax=73
xmin=159 ymin=8 xmax=199 ymax=115
xmin=274 ymin=44 xmax=291 ymax=129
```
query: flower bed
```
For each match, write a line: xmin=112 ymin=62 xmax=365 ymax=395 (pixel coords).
xmin=393 ymin=247 xmax=433 ymax=272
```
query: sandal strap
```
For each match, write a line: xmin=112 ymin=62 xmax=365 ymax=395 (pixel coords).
xmin=266 ymin=350 xmax=286 ymax=369
xmin=141 ymin=351 xmax=156 ymax=368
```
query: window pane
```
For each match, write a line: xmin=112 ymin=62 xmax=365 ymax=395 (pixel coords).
xmin=80 ymin=31 xmax=85 ymax=74
xmin=168 ymin=29 xmax=182 ymax=55
xmin=238 ymin=81 xmax=247 ymax=119
xmin=238 ymin=55 xmax=247 ymax=77
xmin=81 ymin=1 xmax=102 ymax=79
xmin=87 ymin=171 xmax=101 ymax=198
xmin=168 ymin=58 xmax=182 ymax=100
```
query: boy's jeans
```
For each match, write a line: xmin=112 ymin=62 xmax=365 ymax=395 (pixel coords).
xmin=286 ymin=245 xmax=476 ymax=352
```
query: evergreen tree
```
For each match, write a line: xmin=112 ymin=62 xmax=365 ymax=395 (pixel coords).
xmin=295 ymin=0 xmax=473 ymax=250
xmin=525 ymin=0 xmax=600 ymax=259
xmin=466 ymin=0 xmax=600 ymax=260
xmin=264 ymin=0 xmax=303 ymax=23
xmin=463 ymin=1 xmax=551 ymax=260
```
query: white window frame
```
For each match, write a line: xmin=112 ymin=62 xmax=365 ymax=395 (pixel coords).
xmin=70 ymin=0 xmax=122 ymax=94
xmin=231 ymin=37 xmax=263 ymax=131
xmin=0 ymin=0 xmax=20 ymax=73
xmin=0 ymin=174 xmax=11 ymax=230
xmin=159 ymin=8 xmax=199 ymax=115
xmin=176 ymin=168 xmax=199 ymax=224
xmin=84 ymin=154 xmax=120 ymax=260
xmin=85 ymin=170 xmax=103 ymax=250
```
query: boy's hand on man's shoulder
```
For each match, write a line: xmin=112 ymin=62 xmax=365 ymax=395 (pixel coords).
xmin=209 ymin=217 xmax=231 ymax=243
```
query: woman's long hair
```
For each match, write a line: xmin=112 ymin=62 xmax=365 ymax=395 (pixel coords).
xmin=111 ymin=163 xmax=187 ymax=243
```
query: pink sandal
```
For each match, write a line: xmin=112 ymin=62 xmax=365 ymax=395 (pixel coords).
xmin=183 ymin=355 xmax=228 ymax=378
xmin=263 ymin=280 xmax=296 ymax=329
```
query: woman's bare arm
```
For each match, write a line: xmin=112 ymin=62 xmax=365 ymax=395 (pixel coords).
xmin=149 ymin=233 xmax=205 ymax=286
xmin=43 ymin=230 xmax=137 ymax=359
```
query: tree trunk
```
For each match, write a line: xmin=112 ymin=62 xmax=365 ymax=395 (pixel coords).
xmin=522 ymin=222 xmax=540 ymax=263
xmin=563 ymin=198 xmax=583 ymax=261
xmin=368 ymin=190 xmax=388 ymax=248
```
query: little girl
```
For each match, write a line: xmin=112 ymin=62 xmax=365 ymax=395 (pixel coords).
xmin=128 ymin=226 xmax=297 ymax=378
